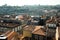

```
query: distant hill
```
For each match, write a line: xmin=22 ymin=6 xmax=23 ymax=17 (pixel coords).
xmin=0 ymin=4 xmax=60 ymax=16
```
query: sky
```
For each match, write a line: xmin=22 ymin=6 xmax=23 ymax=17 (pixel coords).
xmin=0 ymin=0 xmax=60 ymax=6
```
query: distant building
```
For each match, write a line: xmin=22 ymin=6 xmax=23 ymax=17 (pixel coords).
xmin=0 ymin=19 xmax=22 ymax=32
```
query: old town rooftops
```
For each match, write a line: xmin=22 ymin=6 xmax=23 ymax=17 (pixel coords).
xmin=0 ymin=22 xmax=20 ymax=28
xmin=0 ymin=19 xmax=21 ymax=28
xmin=23 ymin=25 xmax=46 ymax=36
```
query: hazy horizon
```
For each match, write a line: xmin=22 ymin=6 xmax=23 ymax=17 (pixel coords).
xmin=0 ymin=0 xmax=60 ymax=6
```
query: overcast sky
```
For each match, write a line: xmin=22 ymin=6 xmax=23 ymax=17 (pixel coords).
xmin=0 ymin=0 xmax=60 ymax=6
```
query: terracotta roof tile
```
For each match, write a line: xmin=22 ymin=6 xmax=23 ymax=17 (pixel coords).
xmin=23 ymin=25 xmax=46 ymax=36
xmin=32 ymin=26 xmax=45 ymax=36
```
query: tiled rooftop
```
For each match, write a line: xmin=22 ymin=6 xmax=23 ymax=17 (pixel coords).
xmin=0 ymin=22 xmax=20 ymax=28
xmin=23 ymin=25 xmax=46 ymax=36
